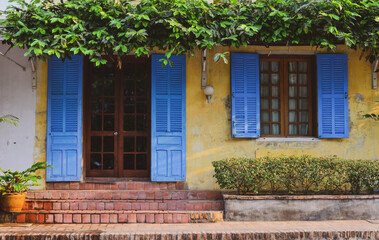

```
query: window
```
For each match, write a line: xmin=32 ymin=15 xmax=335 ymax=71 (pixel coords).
xmin=259 ymin=56 xmax=313 ymax=137
xmin=231 ymin=53 xmax=349 ymax=139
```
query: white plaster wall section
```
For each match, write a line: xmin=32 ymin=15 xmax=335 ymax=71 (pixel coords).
xmin=0 ymin=44 xmax=35 ymax=171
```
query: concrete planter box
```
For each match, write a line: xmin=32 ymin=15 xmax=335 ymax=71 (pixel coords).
xmin=223 ymin=194 xmax=379 ymax=221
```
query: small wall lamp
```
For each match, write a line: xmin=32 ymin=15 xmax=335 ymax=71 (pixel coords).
xmin=203 ymin=85 xmax=214 ymax=103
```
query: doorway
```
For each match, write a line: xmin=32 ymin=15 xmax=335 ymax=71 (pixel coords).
xmin=84 ymin=56 xmax=151 ymax=178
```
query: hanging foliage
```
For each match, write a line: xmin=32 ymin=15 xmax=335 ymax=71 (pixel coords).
xmin=0 ymin=0 xmax=378 ymax=65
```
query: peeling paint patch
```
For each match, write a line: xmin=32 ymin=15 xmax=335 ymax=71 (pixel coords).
xmin=354 ymin=93 xmax=364 ymax=102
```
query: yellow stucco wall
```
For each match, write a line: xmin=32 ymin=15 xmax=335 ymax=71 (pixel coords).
xmin=34 ymin=45 xmax=379 ymax=190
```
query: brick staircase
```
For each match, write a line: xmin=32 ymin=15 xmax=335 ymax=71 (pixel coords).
xmin=0 ymin=181 xmax=224 ymax=224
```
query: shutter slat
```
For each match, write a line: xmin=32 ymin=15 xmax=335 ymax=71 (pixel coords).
xmin=317 ymin=54 xmax=349 ymax=138
xmin=47 ymin=55 xmax=83 ymax=181
xmin=151 ymin=54 xmax=186 ymax=182
xmin=231 ymin=53 xmax=260 ymax=138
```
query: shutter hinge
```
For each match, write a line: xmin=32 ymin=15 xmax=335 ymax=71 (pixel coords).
xmin=345 ymin=92 xmax=348 ymax=99
xmin=232 ymin=91 xmax=235 ymax=98
xmin=232 ymin=120 xmax=236 ymax=137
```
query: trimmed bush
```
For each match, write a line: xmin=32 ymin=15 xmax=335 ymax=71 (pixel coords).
xmin=212 ymin=156 xmax=379 ymax=195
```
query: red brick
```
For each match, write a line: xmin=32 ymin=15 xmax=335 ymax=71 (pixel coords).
xmin=69 ymin=182 xmax=80 ymax=190
xmin=16 ymin=214 xmax=26 ymax=223
xmin=163 ymin=192 xmax=171 ymax=200
xmin=109 ymin=214 xmax=118 ymax=223
xmin=101 ymin=214 xmax=109 ymax=223
xmin=179 ymin=192 xmax=187 ymax=200
xmin=96 ymin=202 xmax=105 ymax=210
xmin=34 ymin=202 xmax=44 ymax=209
xmin=152 ymin=183 xmax=160 ymax=190
xmin=82 ymin=214 xmax=91 ymax=223
xmin=114 ymin=202 xmax=123 ymax=210
xmin=52 ymin=202 xmax=61 ymax=210
xmin=122 ymin=202 xmax=131 ymax=210
xmin=203 ymin=203 xmax=212 ymax=210
xmin=112 ymin=192 xmax=121 ymax=200
xmin=172 ymin=192 xmax=180 ymax=200
xmin=146 ymin=192 xmax=155 ymax=200
xmin=51 ymin=192 xmax=61 ymax=200
xmin=110 ymin=184 xmax=118 ymax=190
xmin=119 ymin=214 xmax=128 ymax=223
xmin=132 ymin=202 xmax=141 ymax=210
xmin=99 ymin=184 xmax=111 ymax=190
xmin=194 ymin=203 xmax=203 ymax=210
xmin=197 ymin=192 xmax=207 ymax=200
xmin=63 ymin=214 xmax=73 ymax=223
xmin=143 ymin=183 xmax=152 ymax=190
xmin=172 ymin=214 xmax=181 ymax=223
xmin=146 ymin=214 xmax=155 ymax=223
xmin=159 ymin=183 xmax=168 ymax=190
xmin=181 ymin=214 xmax=189 ymax=223
xmin=118 ymin=182 xmax=127 ymax=190
xmin=129 ymin=192 xmax=138 ymax=200
xmin=188 ymin=192 xmax=198 ymax=200
xmin=60 ymin=192 xmax=69 ymax=199
xmin=54 ymin=214 xmax=63 ymax=223
xmin=168 ymin=183 xmax=176 ymax=190
xmin=62 ymin=202 xmax=70 ymax=210
xmin=105 ymin=203 xmax=114 ymax=210
xmin=45 ymin=214 xmax=54 ymax=223
xmin=87 ymin=202 xmax=96 ymax=210
xmin=155 ymin=192 xmax=163 ymax=200
xmin=83 ymin=183 xmax=94 ymax=190
xmin=95 ymin=192 xmax=104 ymax=199
xmin=91 ymin=214 xmax=100 ymax=224
xmin=127 ymin=182 xmax=136 ymax=190
xmin=127 ymin=214 xmax=137 ymax=223
xmin=185 ymin=203 xmax=194 ymax=210
xmin=155 ymin=214 xmax=164 ymax=223
xmin=85 ymin=192 xmax=95 ymax=200
xmin=79 ymin=202 xmax=88 ymax=210
xmin=26 ymin=214 xmax=36 ymax=223
xmin=135 ymin=183 xmax=143 ymax=190
xmin=77 ymin=192 xmax=86 ymax=199
xmin=120 ymin=192 xmax=130 ymax=200
xmin=68 ymin=191 xmax=78 ymax=199
xmin=137 ymin=192 xmax=146 ymax=199
xmin=34 ymin=192 xmax=44 ymax=199
xmin=158 ymin=202 xmax=167 ymax=210
xmin=177 ymin=202 xmax=185 ymax=210
xmin=73 ymin=214 xmax=81 ymax=223
xmin=43 ymin=202 xmax=52 ymax=210
xmin=149 ymin=202 xmax=158 ymax=210
xmin=207 ymin=191 xmax=222 ymax=200
xmin=167 ymin=202 xmax=176 ymax=210
xmin=136 ymin=214 xmax=146 ymax=223
xmin=103 ymin=192 xmax=113 ymax=200
xmin=70 ymin=202 xmax=79 ymax=210
xmin=164 ymin=214 xmax=173 ymax=223
xmin=37 ymin=214 xmax=45 ymax=224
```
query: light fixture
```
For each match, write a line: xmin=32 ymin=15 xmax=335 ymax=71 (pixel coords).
xmin=203 ymin=85 xmax=214 ymax=103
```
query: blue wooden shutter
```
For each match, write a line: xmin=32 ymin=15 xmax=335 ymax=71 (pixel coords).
xmin=151 ymin=54 xmax=186 ymax=182
xmin=317 ymin=54 xmax=349 ymax=138
xmin=46 ymin=56 xmax=83 ymax=181
xmin=231 ymin=53 xmax=260 ymax=138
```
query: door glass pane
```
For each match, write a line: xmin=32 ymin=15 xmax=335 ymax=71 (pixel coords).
xmin=298 ymin=62 xmax=308 ymax=72
xmin=289 ymin=62 xmax=297 ymax=72
xmin=261 ymin=111 xmax=269 ymax=122
xmin=91 ymin=98 xmax=102 ymax=114
xmin=289 ymin=86 xmax=297 ymax=97
xmin=136 ymin=115 xmax=147 ymax=131
xmin=136 ymin=79 xmax=147 ymax=96
xmin=90 ymin=154 xmax=101 ymax=169
xmin=124 ymin=136 xmax=135 ymax=152
xmin=124 ymin=97 xmax=135 ymax=113
xmin=299 ymin=87 xmax=308 ymax=97
xmin=135 ymin=64 xmax=148 ymax=79
xmin=289 ymin=112 xmax=297 ymax=122
xmin=299 ymin=111 xmax=308 ymax=122
xmin=299 ymin=99 xmax=308 ymax=110
xmin=136 ymin=154 xmax=147 ymax=170
xmin=289 ymin=74 xmax=297 ymax=84
xmin=124 ymin=80 xmax=135 ymax=96
xmin=260 ymin=74 xmax=269 ymax=84
xmin=103 ymin=80 xmax=115 ymax=96
xmin=136 ymin=137 xmax=148 ymax=152
xmin=124 ymin=115 xmax=135 ymax=131
xmin=104 ymin=98 xmax=115 ymax=113
xmin=260 ymin=61 xmax=269 ymax=72
xmin=136 ymin=98 xmax=148 ymax=113
xmin=271 ymin=124 xmax=280 ymax=135
xmin=299 ymin=124 xmax=309 ymax=135
xmin=272 ymin=111 xmax=280 ymax=122
xmin=91 ymin=115 xmax=102 ymax=131
xmin=262 ymin=124 xmax=270 ymax=135
xmin=261 ymin=99 xmax=269 ymax=109
xmin=124 ymin=154 xmax=134 ymax=170
xmin=271 ymin=61 xmax=279 ymax=72
xmin=271 ymin=74 xmax=280 ymax=84
xmin=104 ymin=62 xmax=116 ymax=78
xmin=103 ymin=154 xmax=114 ymax=170
xmin=299 ymin=74 xmax=308 ymax=84
xmin=289 ymin=99 xmax=297 ymax=110
xmin=103 ymin=136 xmax=114 ymax=152
xmin=103 ymin=115 xmax=115 ymax=131
xmin=260 ymin=86 xmax=269 ymax=97
xmin=271 ymin=99 xmax=280 ymax=109
xmin=288 ymin=124 xmax=298 ymax=135
xmin=91 ymin=136 xmax=102 ymax=152
xmin=91 ymin=80 xmax=102 ymax=96
xmin=271 ymin=86 xmax=279 ymax=97
xmin=124 ymin=63 xmax=136 ymax=79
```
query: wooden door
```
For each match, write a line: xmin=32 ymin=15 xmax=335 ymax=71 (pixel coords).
xmin=84 ymin=56 xmax=150 ymax=178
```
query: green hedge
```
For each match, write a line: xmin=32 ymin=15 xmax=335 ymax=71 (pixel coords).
xmin=212 ymin=156 xmax=379 ymax=195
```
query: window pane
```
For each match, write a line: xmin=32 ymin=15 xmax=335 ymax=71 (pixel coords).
xmin=299 ymin=87 xmax=308 ymax=97
xmin=136 ymin=154 xmax=148 ymax=170
xmin=299 ymin=111 xmax=308 ymax=122
xmin=136 ymin=136 xmax=148 ymax=152
xmin=104 ymin=80 xmax=114 ymax=96
xmin=262 ymin=124 xmax=270 ymax=135
xmin=260 ymin=61 xmax=269 ymax=72
xmin=289 ymin=124 xmax=298 ymax=135
xmin=289 ymin=99 xmax=297 ymax=110
xmin=124 ymin=115 xmax=135 ymax=131
xmin=260 ymin=86 xmax=269 ymax=97
xmin=103 ymin=154 xmax=114 ymax=170
xmin=289 ymin=112 xmax=297 ymax=122
xmin=299 ymin=99 xmax=308 ymax=110
xmin=289 ymin=74 xmax=297 ymax=84
xmin=261 ymin=99 xmax=269 ymax=109
xmin=90 ymin=154 xmax=101 ymax=169
xmin=123 ymin=154 xmax=134 ymax=170
xmin=136 ymin=115 xmax=147 ymax=131
xmin=299 ymin=124 xmax=309 ymax=135
xmin=103 ymin=115 xmax=115 ymax=131
xmin=136 ymin=79 xmax=147 ymax=96
xmin=91 ymin=98 xmax=102 ymax=114
xmin=271 ymin=86 xmax=280 ymax=97
xmin=124 ymin=97 xmax=135 ymax=113
xmin=261 ymin=73 xmax=269 ymax=84
xmin=271 ymin=99 xmax=280 ymax=109
xmin=271 ymin=74 xmax=280 ymax=84
xmin=261 ymin=111 xmax=269 ymax=122
xmin=299 ymin=74 xmax=308 ymax=84
xmin=136 ymin=98 xmax=148 ymax=113
xmin=272 ymin=111 xmax=280 ymax=122
xmin=124 ymin=63 xmax=136 ymax=79
xmin=289 ymin=86 xmax=297 ymax=97
xmin=91 ymin=80 xmax=102 ymax=96
xmin=289 ymin=62 xmax=297 ymax=72
xmin=103 ymin=136 xmax=114 ymax=152
xmin=103 ymin=98 xmax=115 ymax=113
xmin=271 ymin=61 xmax=280 ymax=72
xmin=298 ymin=62 xmax=308 ymax=72
xmin=91 ymin=115 xmax=102 ymax=131
xmin=124 ymin=136 xmax=135 ymax=152
xmin=124 ymin=80 xmax=135 ymax=96
xmin=91 ymin=136 xmax=101 ymax=152
xmin=271 ymin=124 xmax=280 ymax=135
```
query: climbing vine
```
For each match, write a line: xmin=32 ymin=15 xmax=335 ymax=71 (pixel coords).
xmin=0 ymin=0 xmax=378 ymax=65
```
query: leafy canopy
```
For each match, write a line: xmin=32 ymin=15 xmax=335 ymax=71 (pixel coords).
xmin=0 ymin=0 xmax=378 ymax=66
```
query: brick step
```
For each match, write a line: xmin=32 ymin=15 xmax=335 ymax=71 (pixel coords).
xmin=46 ymin=181 xmax=187 ymax=191
xmin=23 ymin=199 xmax=224 ymax=211
xmin=1 ymin=210 xmax=223 ymax=224
xmin=26 ymin=190 xmax=222 ymax=201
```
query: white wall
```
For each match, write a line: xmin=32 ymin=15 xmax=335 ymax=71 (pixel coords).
xmin=0 ymin=44 xmax=36 ymax=171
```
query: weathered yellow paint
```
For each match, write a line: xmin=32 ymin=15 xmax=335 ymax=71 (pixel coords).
xmin=33 ymin=46 xmax=378 ymax=190
xmin=33 ymin=60 xmax=48 ymax=189
xmin=186 ymin=45 xmax=379 ymax=189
